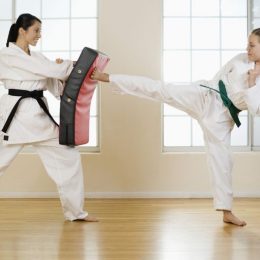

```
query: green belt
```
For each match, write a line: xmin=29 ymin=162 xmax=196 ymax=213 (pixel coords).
xmin=199 ymin=80 xmax=241 ymax=127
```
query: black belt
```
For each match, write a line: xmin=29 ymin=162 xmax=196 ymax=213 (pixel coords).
xmin=200 ymin=80 xmax=241 ymax=127
xmin=2 ymin=89 xmax=58 ymax=136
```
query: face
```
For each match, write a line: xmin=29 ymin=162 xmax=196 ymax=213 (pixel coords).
xmin=18 ymin=21 xmax=41 ymax=46
xmin=247 ymin=33 xmax=260 ymax=62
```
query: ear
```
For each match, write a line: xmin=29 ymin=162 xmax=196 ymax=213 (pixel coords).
xmin=18 ymin=27 xmax=26 ymax=36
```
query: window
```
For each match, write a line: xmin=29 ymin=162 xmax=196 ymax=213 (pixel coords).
xmin=0 ymin=0 xmax=12 ymax=97
xmin=252 ymin=0 xmax=260 ymax=148
xmin=0 ymin=0 xmax=98 ymax=150
xmin=163 ymin=0 xmax=251 ymax=151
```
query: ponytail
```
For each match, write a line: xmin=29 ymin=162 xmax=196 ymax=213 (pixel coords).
xmin=6 ymin=14 xmax=41 ymax=47
xmin=6 ymin=23 xmax=18 ymax=47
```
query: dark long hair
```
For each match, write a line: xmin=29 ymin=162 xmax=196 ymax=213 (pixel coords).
xmin=6 ymin=13 xmax=41 ymax=47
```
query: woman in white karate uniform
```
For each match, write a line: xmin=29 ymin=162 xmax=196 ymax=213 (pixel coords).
xmin=91 ymin=28 xmax=260 ymax=226
xmin=0 ymin=13 xmax=97 ymax=222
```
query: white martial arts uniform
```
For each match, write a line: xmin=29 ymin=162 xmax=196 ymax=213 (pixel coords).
xmin=0 ymin=43 xmax=88 ymax=221
xmin=109 ymin=53 xmax=260 ymax=210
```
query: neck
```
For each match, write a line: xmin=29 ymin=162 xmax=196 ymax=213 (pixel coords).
xmin=15 ymin=39 xmax=30 ymax=55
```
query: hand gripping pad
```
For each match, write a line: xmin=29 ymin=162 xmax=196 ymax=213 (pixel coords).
xmin=59 ymin=47 xmax=109 ymax=146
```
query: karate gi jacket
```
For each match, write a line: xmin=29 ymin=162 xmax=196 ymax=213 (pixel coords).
xmin=0 ymin=43 xmax=73 ymax=144
xmin=200 ymin=53 xmax=260 ymax=115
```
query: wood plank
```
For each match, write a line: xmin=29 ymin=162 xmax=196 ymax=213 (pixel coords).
xmin=0 ymin=198 xmax=259 ymax=260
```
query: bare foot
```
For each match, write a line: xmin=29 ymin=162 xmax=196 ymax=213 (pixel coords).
xmin=84 ymin=215 xmax=98 ymax=222
xmin=90 ymin=67 xmax=109 ymax=82
xmin=223 ymin=211 xmax=246 ymax=226
xmin=75 ymin=215 xmax=98 ymax=222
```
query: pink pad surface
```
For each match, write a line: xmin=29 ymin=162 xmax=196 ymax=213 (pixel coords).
xmin=74 ymin=54 xmax=109 ymax=145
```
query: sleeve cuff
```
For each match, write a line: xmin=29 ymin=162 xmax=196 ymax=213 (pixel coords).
xmin=243 ymin=85 xmax=260 ymax=115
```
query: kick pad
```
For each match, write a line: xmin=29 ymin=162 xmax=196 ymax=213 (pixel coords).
xmin=59 ymin=47 xmax=109 ymax=146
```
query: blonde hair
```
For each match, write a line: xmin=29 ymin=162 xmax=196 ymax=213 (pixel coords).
xmin=251 ymin=28 xmax=260 ymax=42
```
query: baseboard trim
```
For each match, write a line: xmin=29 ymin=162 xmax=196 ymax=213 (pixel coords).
xmin=0 ymin=191 xmax=260 ymax=199
xmin=0 ymin=192 xmax=59 ymax=198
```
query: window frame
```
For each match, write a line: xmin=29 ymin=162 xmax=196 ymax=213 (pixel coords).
xmin=0 ymin=0 xmax=100 ymax=153
xmin=162 ymin=0 xmax=256 ymax=152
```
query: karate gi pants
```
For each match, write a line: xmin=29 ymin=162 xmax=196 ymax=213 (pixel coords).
xmin=110 ymin=75 xmax=234 ymax=210
xmin=0 ymin=138 xmax=88 ymax=221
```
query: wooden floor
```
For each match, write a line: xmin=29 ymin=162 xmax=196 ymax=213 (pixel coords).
xmin=0 ymin=198 xmax=260 ymax=260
